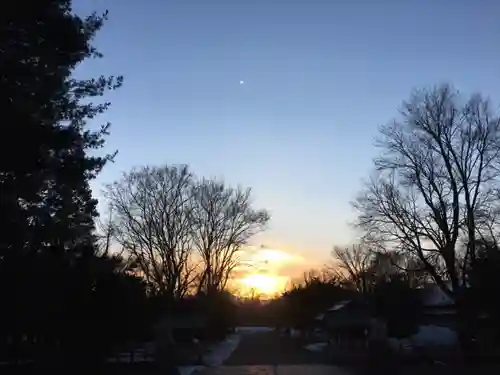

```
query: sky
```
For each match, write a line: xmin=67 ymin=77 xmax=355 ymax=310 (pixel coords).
xmin=73 ymin=0 xmax=500 ymax=288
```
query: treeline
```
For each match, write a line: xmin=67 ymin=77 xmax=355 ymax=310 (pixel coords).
xmin=104 ymin=165 xmax=269 ymax=301
xmin=0 ymin=2 xmax=149 ymax=370
xmin=4 ymin=0 xmax=500 ymax=369
xmin=268 ymin=248 xmax=423 ymax=338
xmin=271 ymin=240 xmax=500 ymax=344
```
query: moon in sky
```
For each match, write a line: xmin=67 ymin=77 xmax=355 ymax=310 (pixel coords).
xmin=239 ymin=80 xmax=244 ymax=85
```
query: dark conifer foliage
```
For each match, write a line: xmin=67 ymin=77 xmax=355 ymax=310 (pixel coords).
xmin=0 ymin=2 xmax=145 ymax=371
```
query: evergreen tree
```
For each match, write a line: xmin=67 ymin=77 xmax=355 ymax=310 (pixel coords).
xmin=1 ymin=1 xmax=121 ymax=256
xmin=0 ymin=1 xmax=123 ymax=368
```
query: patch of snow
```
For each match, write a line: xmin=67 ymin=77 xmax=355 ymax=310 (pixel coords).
xmin=327 ymin=300 xmax=350 ymax=311
xmin=387 ymin=324 xmax=458 ymax=352
xmin=104 ymin=333 xmax=242 ymax=370
xmin=202 ymin=333 xmax=241 ymax=367
xmin=411 ymin=325 xmax=457 ymax=347
xmin=422 ymin=285 xmax=454 ymax=307
xmin=304 ymin=342 xmax=328 ymax=353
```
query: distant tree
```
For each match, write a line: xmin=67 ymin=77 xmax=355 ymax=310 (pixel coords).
xmin=96 ymin=207 xmax=115 ymax=257
xmin=354 ymin=84 xmax=500 ymax=300
xmin=192 ymin=179 xmax=270 ymax=293
xmin=246 ymin=287 xmax=259 ymax=301
xmin=106 ymin=165 xmax=270 ymax=299
xmin=301 ymin=268 xmax=341 ymax=286
xmin=332 ymin=245 xmax=373 ymax=293
xmin=366 ymin=250 xmax=428 ymax=288
xmin=279 ymin=273 xmax=352 ymax=333
xmin=105 ymin=165 xmax=196 ymax=301
xmin=371 ymin=275 xmax=422 ymax=338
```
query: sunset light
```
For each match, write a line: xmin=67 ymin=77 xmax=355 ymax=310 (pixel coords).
xmin=252 ymin=248 xmax=295 ymax=263
xmin=239 ymin=274 xmax=288 ymax=297
xmin=11 ymin=0 xmax=494 ymax=368
xmin=231 ymin=246 xmax=302 ymax=297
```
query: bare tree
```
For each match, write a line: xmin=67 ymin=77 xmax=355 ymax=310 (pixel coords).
xmin=354 ymin=84 xmax=500 ymax=299
xmin=191 ymin=179 xmax=270 ymax=294
xmin=364 ymin=250 xmax=430 ymax=288
xmin=105 ymin=165 xmax=196 ymax=300
xmin=387 ymin=251 xmax=430 ymax=286
xmin=299 ymin=268 xmax=341 ymax=286
xmin=332 ymin=245 xmax=373 ymax=293
xmin=96 ymin=206 xmax=114 ymax=257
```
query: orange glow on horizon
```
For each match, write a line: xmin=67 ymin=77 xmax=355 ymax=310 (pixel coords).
xmin=238 ymin=273 xmax=288 ymax=297
xmin=230 ymin=246 xmax=307 ymax=298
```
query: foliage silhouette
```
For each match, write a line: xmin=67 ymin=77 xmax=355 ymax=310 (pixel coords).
xmin=371 ymin=275 xmax=422 ymax=338
xmin=354 ymin=84 xmax=500 ymax=300
xmin=105 ymin=164 xmax=270 ymax=300
xmin=0 ymin=1 xmax=148 ymax=371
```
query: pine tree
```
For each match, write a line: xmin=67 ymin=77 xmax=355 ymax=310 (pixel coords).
xmin=0 ymin=1 xmax=122 ymax=368
xmin=1 ymin=1 xmax=122 ymax=255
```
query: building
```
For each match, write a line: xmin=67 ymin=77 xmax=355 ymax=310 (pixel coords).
xmin=318 ymin=299 xmax=372 ymax=343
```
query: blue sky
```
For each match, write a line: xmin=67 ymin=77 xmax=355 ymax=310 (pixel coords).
xmin=75 ymin=0 xmax=500 ymax=264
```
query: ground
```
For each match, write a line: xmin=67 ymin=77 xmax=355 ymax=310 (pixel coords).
xmin=91 ymin=328 xmax=500 ymax=375
xmin=201 ymin=366 xmax=351 ymax=375
xmin=224 ymin=330 xmax=323 ymax=365
xmin=197 ymin=330 xmax=500 ymax=375
xmin=199 ymin=330 xmax=350 ymax=375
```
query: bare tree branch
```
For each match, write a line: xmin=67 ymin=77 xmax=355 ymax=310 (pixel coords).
xmin=354 ymin=84 xmax=500 ymax=299
xmin=332 ymin=245 xmax=373 ymax=293
xmin=191 ymin=179 xmax=270 ymax=294
xmin=104 ymin=165 xmax=195 ymax=299
xmin=104 ymin=165 xmax=270 ymax=299
xmin=96 ymin=205 xmax=114 ymax=257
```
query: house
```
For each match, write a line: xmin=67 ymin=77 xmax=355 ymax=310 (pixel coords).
xmin=313 ymin=298 xmax=384 ymax=361
xmin=418 ymin=283 xmax=457 ymax=328
xmin=317 ymin=299 xmax=373 ymax=345
xmin=386 ymin=283 xmax=459 ymax=351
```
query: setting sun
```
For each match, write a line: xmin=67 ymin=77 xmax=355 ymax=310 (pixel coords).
xmin=231 ymin=246 xmax=305 ymax=298
xmin=239 ymin=274 xmax=288 ymax=297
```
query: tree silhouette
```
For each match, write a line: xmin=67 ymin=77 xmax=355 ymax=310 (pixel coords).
xmin=371 ymin=275 xmax=422 ymax=338
xmin=278 ymin=272 xmax=352 ymax=333
xmin=354 ymin=84 xmax=500 ymax=300
xmin=466 ymin=240 xmax=500 ymax=347
xmin=192 ymin=178 xmax=270 ymax=294
xmin=106 ymin=164 xmax=270 ymax=299
xmin=332 ymin=245 xmax=372 ymax=293
xmin=105 ymin=165 xmax=196 ymax=301
xmin=0 ymin=1 xmax=130 ymax=370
